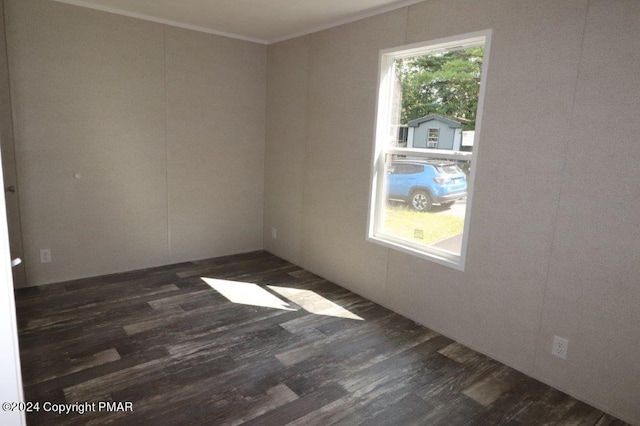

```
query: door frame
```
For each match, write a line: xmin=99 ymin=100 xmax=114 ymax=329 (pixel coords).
xmin=0 ymin=148 xmax=26 ymax=426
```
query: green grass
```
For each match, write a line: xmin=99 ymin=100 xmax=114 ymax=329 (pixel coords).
xmin=383 ymin=203 xmax=464 ymax=246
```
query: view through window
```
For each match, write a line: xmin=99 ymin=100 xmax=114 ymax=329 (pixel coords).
xmin=368 ymin=31 xmax=491 ymax=269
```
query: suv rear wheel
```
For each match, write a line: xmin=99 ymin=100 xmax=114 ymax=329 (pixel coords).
xmin=411 ymin=190 xmax=433 ymax=212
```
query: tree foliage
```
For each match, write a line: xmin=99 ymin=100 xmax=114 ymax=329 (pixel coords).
xmin=396 ymin=47 xmax=484 ymax=130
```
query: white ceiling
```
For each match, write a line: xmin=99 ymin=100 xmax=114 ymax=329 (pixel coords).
xmin=52 ymin=0 xmax=425 ymax=44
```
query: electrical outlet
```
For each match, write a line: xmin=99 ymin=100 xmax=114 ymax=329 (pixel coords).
xmin=40 ymin=249 xmax=52 ymax=263
xmin=271 ymin=227 xmax=277 ymax=240
xmin=551 ymin=335 xmax=568 ymax=360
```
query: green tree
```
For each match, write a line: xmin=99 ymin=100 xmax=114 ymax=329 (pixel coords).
xmin=396 ymin=46 xmax=483 ymax=130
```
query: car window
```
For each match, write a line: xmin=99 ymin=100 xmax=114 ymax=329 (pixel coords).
xmin=438 ymin=164 xmax=461 ymax=174
xmin=392 ymin=164 xmax=423 ymax=174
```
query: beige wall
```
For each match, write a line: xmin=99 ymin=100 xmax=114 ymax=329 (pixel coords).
xmin=263 ymin=36 xmax=309 ymax=265
xmin=264 ymin=0 xmax=640 ymax=423
xmin=534 ymin=0 xmax=640 ymax=419
xmin=166 ymin=27 xmax=265 ymax=263
xmin=5 ymin=0 xmax=266 ymax=286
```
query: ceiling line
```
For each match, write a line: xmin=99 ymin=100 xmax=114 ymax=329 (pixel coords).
xmin=50 ymin=0 xmax=270 ymax=44
xmin=266 ymin=0 xmax=427 ymax=44
xmin=51 ymin=0 xmax=427 ymax=45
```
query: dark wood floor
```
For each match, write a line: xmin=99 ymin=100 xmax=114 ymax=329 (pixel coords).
xmin=15 ymin=251 xmax=628 ymax=425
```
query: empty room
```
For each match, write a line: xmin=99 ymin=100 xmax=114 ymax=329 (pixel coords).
xmin=0 ymin=0 xmax=638 ymax=424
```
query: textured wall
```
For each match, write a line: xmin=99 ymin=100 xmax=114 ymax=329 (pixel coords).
xmin=5 ymin=0 xmax=266 ymax=285
xmin=263 ymin=0 xmax=640 ymax=423
xmin=300 ymin=10 xmax=406 ymax=304
xmin=534 ymin=0 xmax=640 ymax=419
xmin=166 ymin=26 xmax=265 ymax=263
xmin=263 ymin=36 xmax=309 ymax=265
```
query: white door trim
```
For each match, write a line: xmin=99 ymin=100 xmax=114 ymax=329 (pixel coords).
xmin=0 ymin=147 xmax=26 ymax=426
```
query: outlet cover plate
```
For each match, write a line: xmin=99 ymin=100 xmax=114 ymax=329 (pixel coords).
xmin=552 ymin=335 xmax=568 ymax=360
xmin=40 ymin=249 xmax=52 ymax=263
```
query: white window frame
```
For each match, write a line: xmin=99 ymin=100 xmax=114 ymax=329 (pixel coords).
xmin=427 ymin=128 xmax=439 ymax=148
xmin=367 ymin=30 xmax=492 ymax=271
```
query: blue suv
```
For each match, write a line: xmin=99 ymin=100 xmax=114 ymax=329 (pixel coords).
xmin=387 ymin=160 xmax=467 ymax=212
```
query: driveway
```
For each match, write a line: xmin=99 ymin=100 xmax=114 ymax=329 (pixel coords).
xmin=431 ymin=198 xmax=466 ymax=253
xmin=432 ymin=197 xmax=467 ymax=219
xmin=432 ymin=234 xmax=463 ymax=252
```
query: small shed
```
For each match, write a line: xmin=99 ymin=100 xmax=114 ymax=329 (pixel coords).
xmin=406 ymin=114 xmax=462 ymax=150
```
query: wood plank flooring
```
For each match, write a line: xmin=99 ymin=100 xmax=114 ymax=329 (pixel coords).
xmin=15 ymin=251 xmax=629 ymax=425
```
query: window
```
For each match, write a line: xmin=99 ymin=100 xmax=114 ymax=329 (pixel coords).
xmin=367 ymin=31 xmax=491 ymax=270
xmin=427 ymin=128 xmax=439 ymax=148
xmin=397 ymin=126 xmax=409 ymax=146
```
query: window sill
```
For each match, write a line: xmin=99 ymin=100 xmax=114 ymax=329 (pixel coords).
xmin=367 ymin=234 xmax=465 ymax=272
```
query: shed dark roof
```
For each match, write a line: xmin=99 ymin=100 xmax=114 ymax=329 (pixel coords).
xmin=407 ymin=114 xmax=461 ymax=128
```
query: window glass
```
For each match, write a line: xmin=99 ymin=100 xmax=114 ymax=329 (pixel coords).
xmin=427 ymin=128 xmax=439 ymax=147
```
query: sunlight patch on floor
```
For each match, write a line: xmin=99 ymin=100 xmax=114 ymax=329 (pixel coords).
xmin=268 ymin=286 xmax=364 ymax=321
xmin=201 ymin=277 xmax=296 ymax=311
xmin=201 ymin=278 xmax=364 ymax=320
